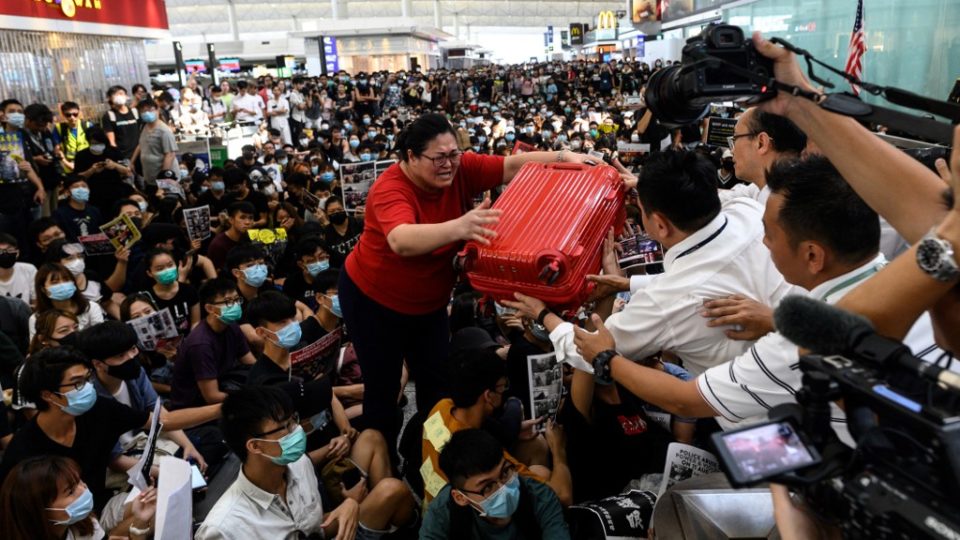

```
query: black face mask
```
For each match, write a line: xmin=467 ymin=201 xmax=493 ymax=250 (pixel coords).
xmin=107 ymin=358 xmax=142 ymax=380
xmin=129 ymin=217 xmax=143 ymax=231
xmin=722 ymin=161 xmax=735 ymax=172
xmin=329 ymin=212 xmax=348 ymax=225
xmin=0 ymin=252 xmax=16 ymax=269
xmin=58 ymin=332 xmax=77 ymax=348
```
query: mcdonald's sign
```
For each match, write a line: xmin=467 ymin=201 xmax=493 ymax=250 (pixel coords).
xmin=569 ymin=23 xmax=584 ymax=45
xmin=596 ymin=10 xmax=618 ymax=40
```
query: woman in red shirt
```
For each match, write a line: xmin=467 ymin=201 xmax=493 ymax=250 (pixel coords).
xmin=340 ymin=113 xmax=594 ymax=446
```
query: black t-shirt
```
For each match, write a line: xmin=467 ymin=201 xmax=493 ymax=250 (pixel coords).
xmin=558 ymin=386 xmax=672 ymax=503
xmin=323 ymin=217 xmax=363 ymax=268
xmin=226 ymin=189 xmax=269 ymax=221
xmin=150 ymin=283 xmax=199 ymax=337
xmin=100 ymin=108 xmax=141 ymax=159
xmin=196 ymin=190 xmax=230 ymax=216
xmin=0 ymin=398 xmax=148 ymax=509
xmin=75 ymin=146 xmax=135 ymax=214
xmin=282 ymin=270 xmax=319 ymax=311
xmin=248 ymin=354 xmax=295 ymax=386
xmin=53 ymin=203 xmax=103 ymax=242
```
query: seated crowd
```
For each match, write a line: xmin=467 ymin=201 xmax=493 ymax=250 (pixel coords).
xmin=0 ymin=39 xmax=957 ymax=540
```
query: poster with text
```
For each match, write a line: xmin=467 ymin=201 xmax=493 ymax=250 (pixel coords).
xmin=99 ymin=214 xmax=141 ymax=251
xmin=527 ymin=352 xmax=563 ymax=427
xmin=184 ymin=205 xmax=212 ymax=241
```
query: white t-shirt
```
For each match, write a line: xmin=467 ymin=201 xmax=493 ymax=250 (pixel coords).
xmin=0 ymin=262 xmax=36 ymax=307
xmin=233 ymin=93 xmax=264 ymax=123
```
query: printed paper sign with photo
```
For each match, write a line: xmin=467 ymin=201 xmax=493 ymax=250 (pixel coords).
xmin=526 ymin=352 xmax=563 ymax=429
xmin=184 ymin=205 xmax=212 ymax=241
xmin=99 ymin=214 xmax=141 ymax=251
xmin=127 ymin=308 xmax=180 ymax=352
xmin=78 ymin=233 xmax=115 ymax=257
xmin=289 ymin=327 xmax=344 ymax=381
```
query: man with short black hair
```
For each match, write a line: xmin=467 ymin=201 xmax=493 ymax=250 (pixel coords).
xmin=23 ymin=103 xmax=61 ymax=216
xmin=0 ymin=232 xmax=36 ymax=307
xmin=223 ymin=167 xmax=269 ymax=226
xmin=725 ymin=108 xmax=806 ymax=204
xmin=132 ymin=98 xmax=177 ymax=186
xmin=282 ymin=237 xmax=332 ymax=311
xmin=0 ymin=98 xmax=46 ymax=241
xmin=169 ymin=278 xmax=256 ymax=409
xmin=100 ymin=86 xmax=140 ymax=159
xmin=54 ymin=101 xmax=92 ymax=176
xmin=568 ymin=156 xmax=938 ymax=445
xmin=207 ymin=201 xmax=255 ymax=271
xmin=508 ymin=150 xmax=794 ymax=376
xmin=420 ymin=348 xmax=572 ymax=507
xmin=421 ymin=429 xmax=571 ymax=540
xmin=54 ymin=176 xmax=102 ymax=241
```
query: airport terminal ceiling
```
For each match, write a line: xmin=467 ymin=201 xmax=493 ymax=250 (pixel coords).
xmin=164 ymin=0 xmax=629 ymax=37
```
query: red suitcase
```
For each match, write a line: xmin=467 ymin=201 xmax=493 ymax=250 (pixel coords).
xmin=458 ymin=162 xmax=626 ymax=312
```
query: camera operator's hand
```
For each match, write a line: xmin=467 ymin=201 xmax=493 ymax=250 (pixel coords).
xmin=751 ymin=32 xmax=820 ymax=119
xmin=700 ymin=294 xmax=775 ymax=341
xmin=611 ymin=157 xmax=639 ymax=189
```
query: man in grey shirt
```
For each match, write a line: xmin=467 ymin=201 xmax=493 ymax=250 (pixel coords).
xmin=133 ymin=98 xmax=177 ymax=185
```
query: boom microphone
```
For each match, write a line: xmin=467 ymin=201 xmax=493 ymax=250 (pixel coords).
xmin=774 ymin=295 xmax=960 ymax=392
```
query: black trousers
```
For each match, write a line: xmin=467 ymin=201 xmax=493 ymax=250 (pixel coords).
xmin=338 ymin=270 xmax=450 ymax=450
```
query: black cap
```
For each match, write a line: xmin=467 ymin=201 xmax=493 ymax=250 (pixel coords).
xmin=156 ymin=169 xmax=178 ymax=181
xmin=450 ymin=327 xmax=499 ymax=358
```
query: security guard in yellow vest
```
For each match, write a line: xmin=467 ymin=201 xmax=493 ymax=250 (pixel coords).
xmin=55 ymin=101 xmax=93 ymax=174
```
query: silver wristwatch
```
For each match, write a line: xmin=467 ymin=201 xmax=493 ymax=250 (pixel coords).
xmin=916 ymin=228 xmax=960 ymax=282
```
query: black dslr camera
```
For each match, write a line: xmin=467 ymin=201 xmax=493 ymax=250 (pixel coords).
xmin=645 ymin=23 xmax=776 ymax=126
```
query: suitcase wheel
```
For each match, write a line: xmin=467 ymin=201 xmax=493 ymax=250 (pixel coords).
xmin=538 ymin=259 xmax=562 ymax=286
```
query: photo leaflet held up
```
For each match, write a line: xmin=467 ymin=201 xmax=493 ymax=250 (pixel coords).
xmin=127 ymin=308 xmax=180 ymax=352
xmin=184 ymin=205 xmax=212 ymax=242
xmin=527 ymin=352 xmax=563 ymax=426
xmin=340 ymin=159 xmax=395 ymax=214
xmin=99 ymin=214 xmax=141 ymax=251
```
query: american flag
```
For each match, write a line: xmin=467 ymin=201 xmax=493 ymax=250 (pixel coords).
xmin=844 ymin=0 xmax=866 ymax=95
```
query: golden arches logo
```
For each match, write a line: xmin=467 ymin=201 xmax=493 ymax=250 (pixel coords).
xmin=597 ymin=11 xmax=617 ymax=30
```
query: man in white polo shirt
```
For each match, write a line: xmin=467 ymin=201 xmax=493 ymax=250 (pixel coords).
xmin=565 ymin=156 xmax=939 ymax=440
xmin=722 ymin=108 xmax=807 ymax=206
xmin=506 ymin=150 xmax=795 ymax=377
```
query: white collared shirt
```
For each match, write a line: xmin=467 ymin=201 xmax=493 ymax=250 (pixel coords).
xmin=195 ymin=455 xmax=324 ymax=540
xmin=718 ymin=183 xmax=770 ymax=206
xmin=233 ymin=93 xmax=264 ymax=123
xmin=551 ymin=197 xmax=796 ymax=376
xmin=696 ymin=254 xmax=944 ymax=439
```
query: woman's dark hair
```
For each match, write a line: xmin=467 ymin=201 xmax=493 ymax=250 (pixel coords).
xmin=34 ymin=263 xmax=89 ymax=315
xmin=0 ymin=456 xmax=94 ymax=540
xmin=394 ymin=112 xmax=456 ymax=162
xmin=119 ymin=292 xmax=159 ymax=322
xmin=28 ymin=309 xmax=79 ymax=356
xmin=441 ymin=429 xmax=541 ymax=539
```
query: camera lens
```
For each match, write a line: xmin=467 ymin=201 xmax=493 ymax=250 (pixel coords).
xmin=644 ymin=66 xmax=711 ymax=127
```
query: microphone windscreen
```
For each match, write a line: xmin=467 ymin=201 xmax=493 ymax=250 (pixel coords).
xmin=773 ymin=295 xmax=875 ymax=355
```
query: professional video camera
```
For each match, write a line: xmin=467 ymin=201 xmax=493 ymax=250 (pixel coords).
xmin=644 ymin=23 xmax=960 ymax=145
xmin=645 ymin=24 xmax=776 ymax=126
xmin=710 ymin=296 xmax=960 ymax=539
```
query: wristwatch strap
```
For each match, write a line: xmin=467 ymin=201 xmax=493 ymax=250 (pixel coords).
xmin=536 ymin=308 xmax=552 ymax=326
xmin=593 ymin=349 xmax=618 ymax=385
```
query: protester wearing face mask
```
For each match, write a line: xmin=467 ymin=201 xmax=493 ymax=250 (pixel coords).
xmin=131 ymin=99 xmax=178 ymax=187
xmin=0 ymin=347 xmax=170 ymax=510
xmin=175 ymin=277 xmax=257 ymax=408
xmin=282 ymin=238 xmax=331 ymax=312
xmin=421 ymin=429 xmax=571 ymax=539
xmin=78 ymin=322 xmax=217 ymax=482
xmin=29 ymin=263 xmax=105 ymax=341
xmin=44 ymin=239 xmax=121 ymax=318
xmin=73 ymin=127 xmax=133 ymax=214
xmin=100 ymin=86 xmax=140 ymax=160
xmin=0 ymin=233 xmax=37 ymax=307
xmin=0 ymin=456 xmax=157 ymax=540
xmin=52 ymin=177 xmax=102 ymax=243
xmin=144 ymin=247 xmax=200 ymax=337
xmin=25 ymin=308 xmax=78 ymax=356
xmin=321 ymin=196 xmax=362 ymax=269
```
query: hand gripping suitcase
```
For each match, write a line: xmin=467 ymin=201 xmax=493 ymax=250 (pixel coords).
xmin=458 ymin=162 xmax=626 ymax=312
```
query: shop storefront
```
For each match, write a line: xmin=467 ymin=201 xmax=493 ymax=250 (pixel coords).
xmin=0 ymin=0 xmax=169 ymax=117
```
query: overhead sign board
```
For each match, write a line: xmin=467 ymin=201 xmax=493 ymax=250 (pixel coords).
xmin=569 ymin=23 xmax=584 ymax=46
xmin=0 ymin=0 xmax=170 ymax=38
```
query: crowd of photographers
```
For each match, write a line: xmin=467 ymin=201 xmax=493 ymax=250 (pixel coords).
xmin=0 ymin=29 xmax=956 ymax=540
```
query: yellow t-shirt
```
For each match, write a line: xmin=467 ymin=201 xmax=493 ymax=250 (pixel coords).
xmin=419 ymin=398 xmax=543 ymax=505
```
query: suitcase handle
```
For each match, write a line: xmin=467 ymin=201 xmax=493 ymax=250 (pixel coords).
xmin=545 ymin=162 xmax=590 ymax=172
xmin=538 ymin=258 xmax=562 ymax=286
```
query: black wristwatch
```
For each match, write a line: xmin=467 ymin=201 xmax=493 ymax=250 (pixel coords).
xmin=593 ymin=349 xmax=618 ymax=385
xmin=536 ymin=308 xmax=552 ymax=326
